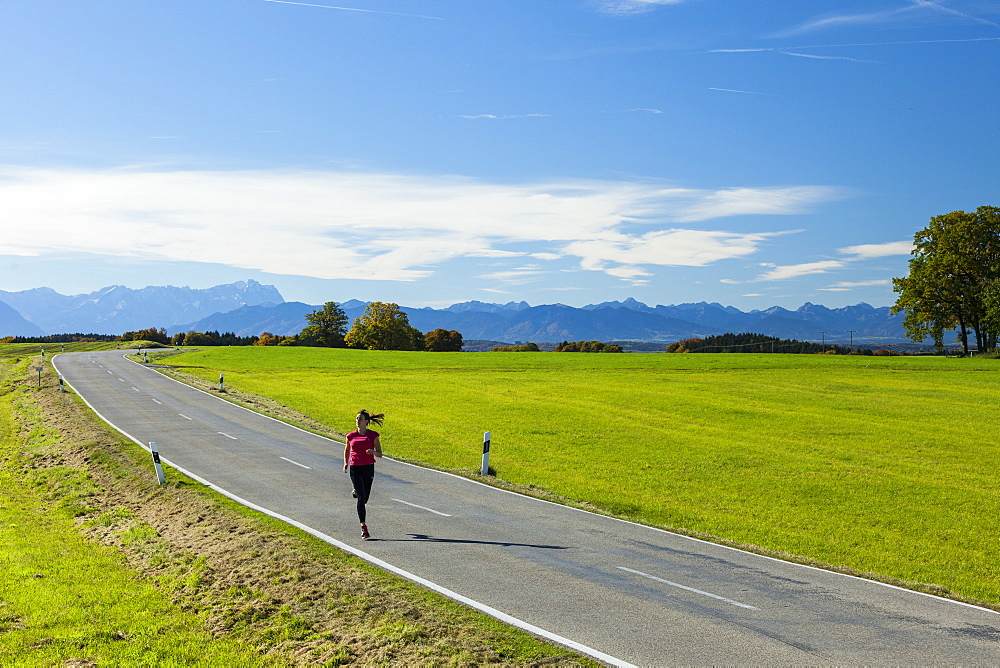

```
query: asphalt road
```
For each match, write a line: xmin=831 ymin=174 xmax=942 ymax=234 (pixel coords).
xmin=54 ymin=350 xmax=1000 ymax=666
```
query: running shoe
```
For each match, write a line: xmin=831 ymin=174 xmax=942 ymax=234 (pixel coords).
xmin=352 ymin=489 xmax=357 ymax=498
xmin=361 ymin=524 xmax=370 ymax=540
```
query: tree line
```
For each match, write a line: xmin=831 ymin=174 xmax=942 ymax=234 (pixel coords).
xmin=665 ymin=333 xmax=885 ymax=355
xmin=144 ymin=302 xmax=466 ymax=352
xmin=488 ymin=341 xmax=625 ymax=352
xmin=1 ymin=333 xmax=121 ymax=344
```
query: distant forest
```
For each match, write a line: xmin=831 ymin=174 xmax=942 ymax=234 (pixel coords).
xmin=1 ymin=333 xmax=121 ymax=343
xmin=665 ymin=333 xmax=900 ymax=355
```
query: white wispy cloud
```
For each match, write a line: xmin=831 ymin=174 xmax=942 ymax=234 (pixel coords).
xmin=818 ymin=279 xmax=893 ymax=292
xmin=752 ymin=241 xmax=912 ymax=286
xmin=565 ymin=229 xmax=780 ymax=287
xmin=669 ymin=186 xmax=839 ymax=223
xmin=776 ymin=7 xmax=917 ymax=37
xmin=839 ymin=240 xmax=913 ymax=258
xmin=0 ymin=167 xmax=844 ymax=285
xmin=775 ymin=0 xmax=998 ymax=36
xmin=477 ymin=265 xmax=547 ymax=284
xmin=912 ymin=0 xmax=999 ymax=27
xmin=756 ymin=260 xmax=845 ymax=281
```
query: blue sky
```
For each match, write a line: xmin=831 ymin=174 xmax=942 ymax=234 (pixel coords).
xmin=1 ymin=0 xmax=998 ymax=309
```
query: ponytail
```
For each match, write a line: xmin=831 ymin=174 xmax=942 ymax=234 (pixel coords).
xmin=357 ymin=409 xmax=384 ymax=426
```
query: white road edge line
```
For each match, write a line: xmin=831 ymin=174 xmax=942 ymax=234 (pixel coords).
xmin=280 ymin=456 xmax=311 ymax=470
xmin=392 ymin=498 xmax=451 ymax=516
xmin=53 ymin=351 xmax=636 ymax=668
xmin=218 ymin=432 xmax=238 ymax=440
xmin=617 ymin=567 xmax=759 ymax=610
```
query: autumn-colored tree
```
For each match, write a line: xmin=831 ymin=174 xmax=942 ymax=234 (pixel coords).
xmin=554 ymin=340 xmax=623 ymax=353
xmin=665 ymin=338 xmax=702 ymax=353
xmin=490 ymin=343 xmax=540 ymax=352
xmin=119 ymin=327 xmax=169 ymax=344
xmin=254 ymin=332 xmax=281 ymax=346
xmin=183 ymin=331 xmax=212 ymax=346
xmin=424 ymin=328 xmax=464 ymax=352
xmin=299 ymin=301 xmax=349 ymax=347
xmin=344 ymin=302 xmax=422 ymax=351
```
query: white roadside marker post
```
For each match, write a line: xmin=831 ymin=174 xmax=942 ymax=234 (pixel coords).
xmin=58 ymin=374 xmax=65 ymax=393
xmin=481 ymin=431 xmax=491 ymax=476
xmin=219 ymin=373 xmax=224 ymax=392
xmin=150 ymin=442 xmax=166 ymax=486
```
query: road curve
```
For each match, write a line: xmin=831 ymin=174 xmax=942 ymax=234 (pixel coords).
xmin=54 ymin=350 xmax=1000 ymax=666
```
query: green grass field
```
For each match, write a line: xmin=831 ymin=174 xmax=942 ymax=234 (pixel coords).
xmin=0 ymin=345 xmax=285 ymax=666
xmin=161 ymin=346 xmax=1000 ymax=606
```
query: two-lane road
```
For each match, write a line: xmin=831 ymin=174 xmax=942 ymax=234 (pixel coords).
xmin=54 ymin=350 xmax=1000 ymax=666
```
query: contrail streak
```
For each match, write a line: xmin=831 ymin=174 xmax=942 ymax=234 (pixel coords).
xmin=708 ymin=87 xmax=773 ymax=96
xmin=793 ymin=36 xmax=1000 ymax=49
xmin=263 ymin=0 xmax=444 ymax=20
xmin=711 ymin=36 xmax=1000 ymax=54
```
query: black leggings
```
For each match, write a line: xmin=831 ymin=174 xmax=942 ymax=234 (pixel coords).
xmin=349 ymin=464 xmax=375 ymax=523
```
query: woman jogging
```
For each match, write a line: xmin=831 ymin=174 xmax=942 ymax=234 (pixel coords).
xmin=343 ymin=409 xmax=383 ymax=540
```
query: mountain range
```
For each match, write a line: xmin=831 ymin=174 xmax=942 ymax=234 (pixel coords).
xmin=0 ymin=280 xmax=914 ymax=346
xmin=0 ymin=280 xmax=281 ymax=336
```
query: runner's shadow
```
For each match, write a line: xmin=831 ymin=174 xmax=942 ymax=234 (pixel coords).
xmin=369 ymin=533 xmax=569 ymax=550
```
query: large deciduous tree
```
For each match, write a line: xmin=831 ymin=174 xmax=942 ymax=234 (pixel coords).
xmin=344 ymin=302 xmax=422 ymax=351
xmin=424 ymin=328 xmax=464 ymax=352
xmin=892 ymin=206 xmax=1000 ymax=354
xmin=299 ymin=301 xmax=349 ymax=347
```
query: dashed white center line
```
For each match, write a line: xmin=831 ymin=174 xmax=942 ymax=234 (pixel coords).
xmin=132 ymin=387 xmax=140 ymax=392
xmin=179 ymin=414 xmax=192 ymax=420
xmin=280 ymin=457 xmax=311 ymax=470
xmin=617 ymin=567 xmax=759 ymax=610
xmin=151 ymin=399 xmax=162 ymax=405
xmin=392 ymin=498 xmax=451 ymax=516
xmin=218 ymin=432 xmax=238 ymax=440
